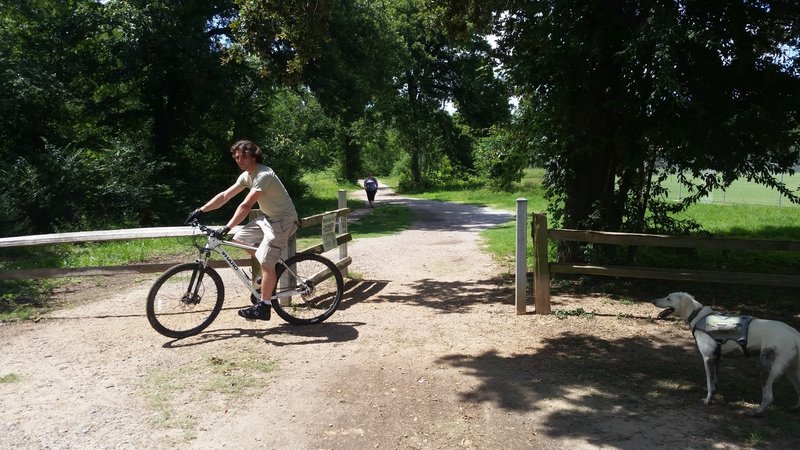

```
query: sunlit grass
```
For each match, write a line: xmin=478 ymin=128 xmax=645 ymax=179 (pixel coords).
xmin=297 ymin=170 xmax=363 ymax=217
xmin=678 ymin=203 xmax=800 ymax=240
xmin=408 ymin=168 xmax=548 ymax=212
xmin=349 ymin=204 xmax=416 ymax=238
xmin=661 ymin=173 xmax=800 ymax=207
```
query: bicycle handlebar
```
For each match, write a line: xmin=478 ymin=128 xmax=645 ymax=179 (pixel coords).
xmin=187 ymin=220 xmax=223 ymax=237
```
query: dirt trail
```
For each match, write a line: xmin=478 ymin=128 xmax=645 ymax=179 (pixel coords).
xmin=1 ymin=184 xmax=796 ymax=449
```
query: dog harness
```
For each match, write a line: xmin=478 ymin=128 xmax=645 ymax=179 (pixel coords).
xmin=691 ymin=312 xmax=753 ymax=356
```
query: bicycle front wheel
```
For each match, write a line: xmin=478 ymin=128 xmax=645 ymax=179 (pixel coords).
xmin=146 ymin=263 xmax=225 ymax=338
xmin=272 ymin=253 xmax=343 ymax=325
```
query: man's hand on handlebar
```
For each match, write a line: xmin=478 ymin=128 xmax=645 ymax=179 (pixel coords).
xmin=185 ymin=208 xmax=204 ymax=225
xmin=212 ymin=226 xmax=230 ymax=240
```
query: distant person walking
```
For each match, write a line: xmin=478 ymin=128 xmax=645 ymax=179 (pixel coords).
xmin=364 ymin=174 xmax=379 ymax=208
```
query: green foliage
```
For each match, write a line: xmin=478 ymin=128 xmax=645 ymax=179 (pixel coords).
xmin=265 ymin=89 xmax=340 ymax=170
xmin=474 ymin=126 xmax=527 ymax=191
xmin=6 ymin=0 xmax=797 ymax=267
xmin=446 ymin=0 xmax=800 ymax=264
xmin=352 ymin=115 xmax=404 ymax=176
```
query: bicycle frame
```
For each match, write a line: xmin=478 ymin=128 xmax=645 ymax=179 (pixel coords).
xmin=195 ymin=232 xmax=302 ymax=301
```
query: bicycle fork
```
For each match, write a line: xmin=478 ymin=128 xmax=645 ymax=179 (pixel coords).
xmin=185 ymin=252 xmax=212 ymax=303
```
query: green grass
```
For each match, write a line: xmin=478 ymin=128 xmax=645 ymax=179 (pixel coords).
xmin=678 ymin=203 xmax=800 ymax=240
xmin=0 ymin=373 xmax=20 ymax=383
xmin=661 ymin=173 xmax=800 ymax=207
xmin=141 ymin=347 xmax=277 ymax=434
xmin=0 ymin=279 xmax=56 ymax=321
xmin=296 ymin=170 xmax=364 ymax=217
xmin=349 ymin=204 xmax=416 ymax=238
xmin=408 ymin=168 xmax=549 ymax=212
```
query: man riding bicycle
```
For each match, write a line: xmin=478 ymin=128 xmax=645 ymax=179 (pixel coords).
xmin=185 ymin=140 xmax=298 ymax=321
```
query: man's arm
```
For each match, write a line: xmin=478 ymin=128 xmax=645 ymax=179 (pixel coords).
xmin=199 ymin=184 xmax=245 ymax=213
xmin=225 ymin=188 xmax=263 ymax=229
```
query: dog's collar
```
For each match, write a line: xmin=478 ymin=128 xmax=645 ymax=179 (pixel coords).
xmin=686 ymin=307 xmax=703 ymax=324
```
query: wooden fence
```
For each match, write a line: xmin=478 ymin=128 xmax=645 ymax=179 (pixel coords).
xmin=0 ymin=191 xmax=353 ymax=281
xmin=531 ymin=212 xmax=800 ymax=313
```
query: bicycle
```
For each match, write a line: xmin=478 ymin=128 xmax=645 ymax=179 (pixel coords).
xmin=146 ymin=220 xmax=344 ymax=338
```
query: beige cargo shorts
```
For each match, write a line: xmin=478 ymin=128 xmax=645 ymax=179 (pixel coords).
xmin=233 ymin=214 xmax=298 ymax=266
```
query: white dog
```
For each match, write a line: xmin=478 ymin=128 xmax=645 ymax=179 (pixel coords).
xmin=653 ymin=292 xmax=800 ymax=415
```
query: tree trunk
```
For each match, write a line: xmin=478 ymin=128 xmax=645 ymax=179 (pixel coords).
xmin=558 ymin=141 xmax=617 ymax=263
xmin=340 ymin=125 xmax=361 ymax=183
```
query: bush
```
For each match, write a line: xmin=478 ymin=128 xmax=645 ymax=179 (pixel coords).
xmin=474 ymin=126 xmax=526 ymax=191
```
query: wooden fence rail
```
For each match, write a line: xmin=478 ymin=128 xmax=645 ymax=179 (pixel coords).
xmin=532 ymin=212 xmax=800 ymax=313
xmin=0 ymin=207 xmax=351 ymax=281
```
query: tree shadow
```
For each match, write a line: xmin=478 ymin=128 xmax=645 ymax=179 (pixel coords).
xmin=553 ymin=278 xmax=800 ymax=329
xmin=339 ymin=279 xmax=389 ymax=310
xmin=361 ymin=276 xmax=514 ymax=314
xmin=721 ymin=224 xmax=800 ymax=242
xmin=436 ymin=331 xmax=800 ymax=448
xmin=163 ymin=321 xmax=364 ymax=348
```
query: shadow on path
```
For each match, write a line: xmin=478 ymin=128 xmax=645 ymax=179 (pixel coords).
xmin=162 ymin=321 xmax=364 ymax=348
xmin=435 ymin=331 xmax=797 ymax=448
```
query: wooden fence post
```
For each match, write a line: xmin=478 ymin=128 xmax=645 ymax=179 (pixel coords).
xmin=532 ymin=212 xmax=551 ymax=314
xmin=515 ymin=198 xmax=528 ymax=315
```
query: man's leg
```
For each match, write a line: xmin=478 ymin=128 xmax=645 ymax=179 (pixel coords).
xmin=238 ymin=217 xmax=296 ymax=321
xmin=260 ymin=263 xmax=277 ymax=301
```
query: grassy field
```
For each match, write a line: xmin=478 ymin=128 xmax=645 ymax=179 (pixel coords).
xmin=661 ymin=173 xmax=800 ymax=207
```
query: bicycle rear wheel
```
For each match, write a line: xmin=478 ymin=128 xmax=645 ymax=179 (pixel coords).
xmin=146 ymin=263 xmax=225 ymax=338
xmin=272 ymin=253 xmax=343 ymax=325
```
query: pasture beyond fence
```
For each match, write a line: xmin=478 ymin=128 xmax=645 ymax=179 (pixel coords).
xmin=515 ymin=210 xmax=800 ymax=315
xmin=662 ymin=172 xmax=800 ymax=207
xmin=0 ymin=191 xmax=353 ymax=282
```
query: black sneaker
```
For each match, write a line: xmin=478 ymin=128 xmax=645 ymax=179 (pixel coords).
xmin=238 ymin=301 xmax=271 ymax=321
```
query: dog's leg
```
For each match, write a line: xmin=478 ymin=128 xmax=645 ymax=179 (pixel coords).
xmin=784 ymin=353 xmax=800 ymax=411
xmin=751 ymin=348 xmax=781 ymax=416
xmin=702 ymin=355 xmax=718 ymax=405
xmin=696 ymin=333 xmax=719 ymax=406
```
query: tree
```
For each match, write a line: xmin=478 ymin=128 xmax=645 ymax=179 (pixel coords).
xmin=0 ymin=0 xmax=310 ymax=233
xmin=234 ymin=0 xmax=399 ymax=182
xmin=381 ymin=0 xmax=511 ymax=189
xmin=447 ymin=0 xmax=800 ymax=262
xmin=235 ymin=0 xmax=512 ymax=186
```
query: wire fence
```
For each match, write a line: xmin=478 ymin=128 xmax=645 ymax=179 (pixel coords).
xmin=660 ymin=173 xmax=800 ymax=207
